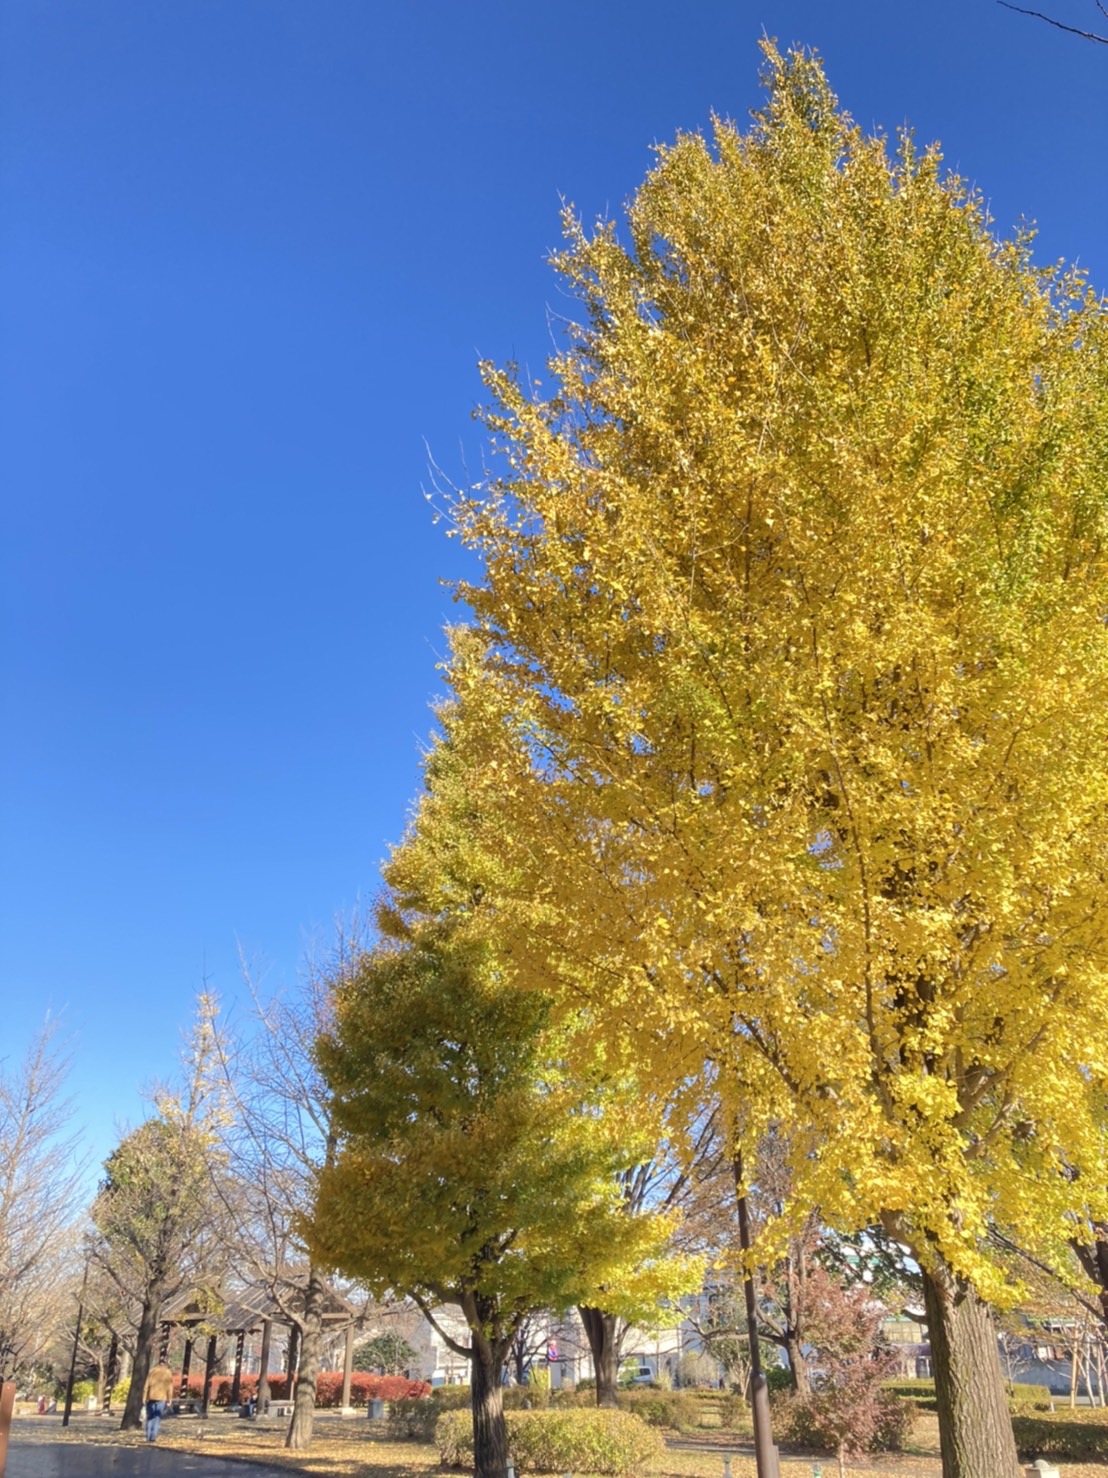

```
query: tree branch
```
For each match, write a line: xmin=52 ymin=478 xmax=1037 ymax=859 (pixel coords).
xmin=998 ymin=0 xmax=1108 ymax=42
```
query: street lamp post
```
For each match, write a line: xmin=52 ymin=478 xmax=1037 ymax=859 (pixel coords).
xmin=734 ymin=1150 xmax=780 ymax=1478
xmin=62 ymin=1261 xmax=91 ymax=1429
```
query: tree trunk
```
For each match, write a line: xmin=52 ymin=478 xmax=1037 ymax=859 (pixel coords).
xmin=120 ymin=1287 xmax=162 ymax=1430
xmin=470 ymin=1329 xmax=511 ymax=1478
xmin=578 ymin=1306 xmax=621 ymax=1408
xmin=782 ymin=1331 xmax=811 ymax=1397
xmin=257 ymin=1322 xmax=272 ymax=1412
xmin=286 ymin=1267 xmax=325 ymax=1449
xmin=921 ymin=1259 xmax=1021 ymax=1478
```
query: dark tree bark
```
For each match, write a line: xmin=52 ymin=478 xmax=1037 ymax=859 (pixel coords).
xmin=781 ymin=1330 xmax=810 ymax=1397
xmin=120 ymin=1284 xmax=164 ymax=1431
xmin=577 ymin=1306 xmax=622 ymax=1408
xmin=922 ymin=1258 xmax=1021 ymax=1478
xmin=1072 ymin=1227 xmax=1108 ymax=1327
xmin=469 ymin=1324 xmax=511 ymax=1478
xmin=285 ymin=1267 xmax=324 ymax=1449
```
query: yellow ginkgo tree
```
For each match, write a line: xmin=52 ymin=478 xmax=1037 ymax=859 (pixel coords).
xmin=428 ymin=42 xmax=1108 ymax=1478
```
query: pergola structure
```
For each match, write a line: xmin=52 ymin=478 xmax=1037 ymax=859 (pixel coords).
xmin=160 ymin=1278 xmax=359 ymax=1414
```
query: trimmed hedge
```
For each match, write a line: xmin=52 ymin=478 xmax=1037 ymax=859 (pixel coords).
xmin=387 ymin=1397 xmax=439 ymax=1441
xmin=1012 ymin=1410 xmax=1108 ymax=1463
xmin=315 ymin=1371 xmax=430 ymax=1406
xmin=430 ymin=1385 xmax=472 ymax=1408
xmin=436 ymin=1407 xmax=664 ymax=1476
xmin=883 ymin=1379 xmax=938 ymax=1413
xmin=612 ymin=1388 xmax=702 ymax=1431
xmin=1006 ymin=1383 xmax=1054 ymax=1406
xmin=883 ymin=1378 xmax=1052 ymax=1415
xmin=187 ymin=1370 xmax=429 ymax=1407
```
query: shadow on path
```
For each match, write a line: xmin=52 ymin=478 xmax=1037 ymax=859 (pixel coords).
xmin=5 ymin=1440 xmax=292 ymax=1478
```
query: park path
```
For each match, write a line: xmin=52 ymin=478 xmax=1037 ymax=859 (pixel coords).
xmin=4 ymin=1437 xmax=292 ymax=1478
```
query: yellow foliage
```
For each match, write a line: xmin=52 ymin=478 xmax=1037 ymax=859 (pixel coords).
xmin=422 ymin=43 xmax=1108 ymax=1295
xmin=310 ymin=837 xmax=702 ymax=1333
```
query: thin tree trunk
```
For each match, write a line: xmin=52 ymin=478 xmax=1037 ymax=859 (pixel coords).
xmin=921 ymin=1258 xmax=1021 ymax=1478
xmin=470 ymin=1328 xmax=510 ymax=1478
xmin=783 ymin=1332 xmax=811 ymax=1397
xmin=1070 ymin=1319 xmax=1080 ymax=1408
xmin=120 ymin=1286 xmax=162 ymax=1430
xmin=257 ymin=1321 xmax=272 ymax=1412
xmin=286 ymin=1267 xmax=324 ymax=1449
xmin=578 ymin=1306 xmax=621 ymax=1408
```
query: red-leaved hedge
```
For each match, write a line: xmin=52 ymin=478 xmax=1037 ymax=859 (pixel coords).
xmin=172 ymin=1370 xmax=429 ymax=1407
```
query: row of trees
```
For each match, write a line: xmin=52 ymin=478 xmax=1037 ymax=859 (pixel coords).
xmin=7 ymin=40 xmax=1107 ymax=1478
xmin=304 ymin=40 xmax=1108 ymax=1478
xmin=2 ymin=975 xmax=353 ymax=1452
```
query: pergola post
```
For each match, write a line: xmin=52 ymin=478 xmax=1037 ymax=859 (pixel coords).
xmin=102 ymin=1333 xmax=119 ymax=1413
xmin=201 ymin=1335 xmax=218 ymax=1416
xmin=341 ymin=1324 xmax=355 ymax=1414
xmin=257 ymin=1320 xmax=273 ymax=1413
xmin=230 ymin=1330 xmax=246 ymax=1407
xmin=286 ymin=1324 xmax=300 ymax=1389
xmin=159 ymin=1322 xmax=172 ymax=1363
xmin=179 ymin=1338 xmax=193 ymax=1402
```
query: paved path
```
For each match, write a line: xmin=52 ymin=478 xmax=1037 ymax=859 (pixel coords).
xmin=4 ymin=1440 xmax=292 ymax=1478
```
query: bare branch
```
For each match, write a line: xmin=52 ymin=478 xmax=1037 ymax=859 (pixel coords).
xmin=998 ymin=0 xmax=1108 ymax=42
xmin=0 ymin=1015 xmax=86 ymax=1378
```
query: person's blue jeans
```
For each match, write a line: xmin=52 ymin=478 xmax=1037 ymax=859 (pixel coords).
xmin=145 ymin=1399 xmax=167 ymax=1442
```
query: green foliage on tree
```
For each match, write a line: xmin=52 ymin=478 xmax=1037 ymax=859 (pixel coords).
xmin=91 ymin=1000 xmax=226 ymax=1431
xmin=308 ymin=920 xmax=698 ymax=1478
xmin=352 ymin=1332 xmax=420 ymax=1374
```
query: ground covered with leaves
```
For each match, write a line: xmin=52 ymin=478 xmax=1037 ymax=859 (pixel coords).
xmin=13 ymin=1409 xmax=1108 ymax=1477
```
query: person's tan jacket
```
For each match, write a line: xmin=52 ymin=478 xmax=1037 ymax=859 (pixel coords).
xmin=143 ymin=1364 xmax=175 ymax=1403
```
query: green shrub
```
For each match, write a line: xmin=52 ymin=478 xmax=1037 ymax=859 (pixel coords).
xmin=111 ymin=1378 xmax=131 ymax=1406
xmin=70 ymin=1381 xmax=96 ymax=1404
xmin=386 ymin=1396 xmax=438 ymax=1441
xmin=1005 ymin=1383 xmax=1053 ymax=1405
xmin=715 ymin=1390 xmax=754 ymax=1431
xmin=431 ymin=1384 xmax=472 ymax=1409
xmin=615 ymin=1387 xmax=700 ymax=1431
xmin=1011 ymin=1411 xmax=1108 ymax=1462
xmin=882 ymin=1379 xmax=937 ymax=1412
xmin=883 ymin=1377 xmax=1053 ymax=1416
xmin=436 ymin=1407 xmax=664 ymax=1476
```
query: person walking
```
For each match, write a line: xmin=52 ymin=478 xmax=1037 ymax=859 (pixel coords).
xmin=142 ymin=1362 xmax=174 ymax=1443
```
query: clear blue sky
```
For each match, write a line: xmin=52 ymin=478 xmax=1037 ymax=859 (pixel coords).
xmin=3 ymin=0 xmax=1106 ymax=1176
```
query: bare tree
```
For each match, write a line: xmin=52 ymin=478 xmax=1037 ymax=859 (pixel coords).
xmin=209 ymin=925 xmax=364 ymax=1449
xmin=0 ymin=1017 xmax=85 ymax=1379
xmin=999 ymin=0 xmax=1108 ymax=42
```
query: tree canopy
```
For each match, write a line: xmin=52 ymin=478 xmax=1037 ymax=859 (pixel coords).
xmin=309 ymin=904 xmax=699 ymax=1478
xmin=91 ymin=1001 xmax=227 ymax=1430
xmin=411 ymin=41 xmax=1108 ymax=1478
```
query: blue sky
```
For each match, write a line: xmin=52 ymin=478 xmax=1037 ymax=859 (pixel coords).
xmin=3 ymin=0 xmax=1106 ymax=1177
